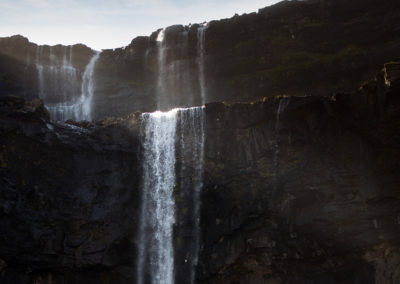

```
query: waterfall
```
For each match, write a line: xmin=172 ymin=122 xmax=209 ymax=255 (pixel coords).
xmin=137 ymin=106 xmax=205 ymax=284
xmin=36 ymin=46 xmax=79 ymax=104
xmin=36 ymin=46 xmax=100 ymax=121
xmin=156 ymin=27 xmax=196 ymax=110
xmin=197 ymin=25 xmax=207 ymax=105
xmin=156 ymin=29 xmax=167 ymax=110
xmin=137 ymin=109 xmax=179 ymax=284
xmin=274 ymin=97 xmax=290 ymax=189
xmin=137 ymin=25 xmax=207 ymax=284
xmin=178 ymin=107 xmax=205 ymax=284
xmin=79 ymin=52 xmax=100 ymax=121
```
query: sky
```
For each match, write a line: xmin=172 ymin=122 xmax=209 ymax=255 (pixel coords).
xmin=0 ymin=0 xmax=282 ymax=50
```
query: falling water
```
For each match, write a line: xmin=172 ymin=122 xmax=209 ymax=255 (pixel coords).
xmin=137 ymin=109 xmax=179 ymax=284
xmin=274 ymin=97 xmax=291 ymax=188
xmin=137 ymin=25 xmax=206 ymax=284
xmin=78 ymin=52 xmax=100 ymax=121
xmin=36 ymin=48 xmax=100 ymax=121
xmin=197 ymin=25 xmax=207 ymax=105
xmin=137 ymin=106 xmax=205 ymax=284
xmin=156 ymin=27 xmax=196 ymax=110
xmin=156 ymin=29 xmax=167 ymax=110
xmin=179 ymin=107 xmax=205 ymax=284
xmin=36 ymin=46 xmax=79 ymax=103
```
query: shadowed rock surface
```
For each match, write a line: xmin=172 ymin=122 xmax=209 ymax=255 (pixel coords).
xmin=197 ymin=61 xmax=400 ymax=283
xmin=0 ymin=61 xmax=399 ymax=283
xmin=0 ymin=96 xmax=142 ymax=283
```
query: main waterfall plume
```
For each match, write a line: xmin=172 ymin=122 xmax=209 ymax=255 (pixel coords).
xmin=137 ymin=107 xmax=205 ymax=284
xmin=197 ymin=25 xmax=207 ymax=105
xmin=137 ymin=109 xmax=178 ymax=284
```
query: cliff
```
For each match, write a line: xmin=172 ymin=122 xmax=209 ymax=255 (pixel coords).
xmin=93 ymin=0 xmax=400 ymax=117
xmin=0 ymin=61 xmax=399 ymax=283
xmin=1 ymin=0 xmax=400 ymax=119
xmin=198 ymin=61 xmax=400 ymax=283
xmin=1 ymin=0 xmax=400 ymax=283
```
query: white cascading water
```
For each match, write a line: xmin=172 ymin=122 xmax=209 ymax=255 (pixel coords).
xmin=179 ymin=106 xmax=205 ymax=284
xmin=36 ymin=47 xmax=45 ymax=99
xmin=197 ymin=25 xmax=207 ymax=105
xmin=36 ymin=46 xmax=100 ymax=121
xmin=36 ymin=46 xmax=79 ymax=104
xmin=137 ymin=109 xmax=179 ymax=284
xmin=137 ymin=25 xmax=206 ymax=284
xmin=156 ymin=29 xmax=167 ymax=110
xmin=156 ymin=27 xmax=195 ymax=110
xmin=78 ymin=52 xmax=100 ymax=121
xmin=137 ymin=106 xmax=205 ymax=284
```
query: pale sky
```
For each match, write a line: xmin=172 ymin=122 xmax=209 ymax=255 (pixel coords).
xmin=0 ymin=0 xmax=281 ymax=50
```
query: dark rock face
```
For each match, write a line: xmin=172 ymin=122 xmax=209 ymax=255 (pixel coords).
xmin=0 ymin=36 xmax=39 ymax=101
xmin=204 ymin=0 xmax=400 ymax=103
xmin=197 ymin=62 xmax=400 ymax=283
xmin=0 ymin=96 xmax=142 ymax=283
xmin=0 ymin=62 xmax=399 ymax=283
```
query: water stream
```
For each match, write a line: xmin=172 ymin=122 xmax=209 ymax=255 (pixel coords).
xmin=36 ymin=47 xmax=100 ymax=121
xmin=137 ymin=106 xmax=205 ymax=284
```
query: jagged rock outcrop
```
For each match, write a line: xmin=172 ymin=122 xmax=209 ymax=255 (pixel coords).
xmin=0 ymin=61 xmax=399 ymax=283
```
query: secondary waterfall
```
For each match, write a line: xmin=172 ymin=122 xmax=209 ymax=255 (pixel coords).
xmin=156 ymin=29 xmax=167 ymax=110
xmin=178 ymin=107 xmax=205 ymax=284
xmin=274 ymin=97 xmax=291 ymax=190
xmin=155 ymin=27 xmax=197 ymax=110
xmin=36 ymin=46 xmax=79 ymax=103
xmin=137 ymin=107 xmax=205 ymax=284
xmin=197 ymin=25 xmax=207 ymax=105
xmin=36 ymin=47 xmax=100 ymax=121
